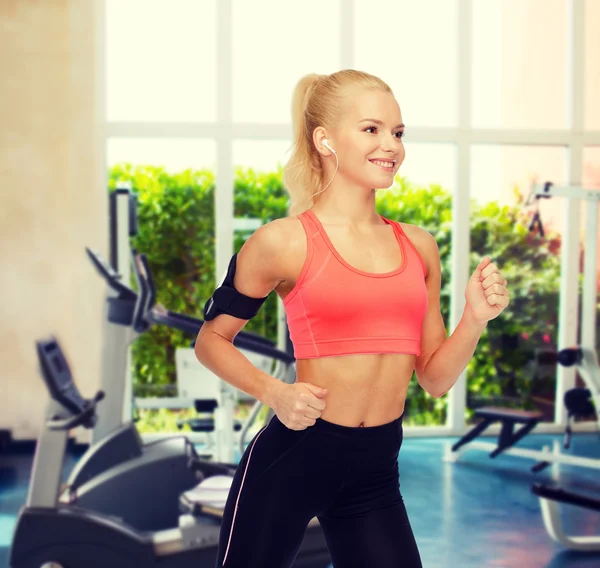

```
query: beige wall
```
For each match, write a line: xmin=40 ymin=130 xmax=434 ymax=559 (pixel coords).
xmin=0 ymin=0 xmax=107 ymax=439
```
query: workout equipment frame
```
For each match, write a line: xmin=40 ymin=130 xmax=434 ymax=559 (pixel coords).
xmin=528 ymin=182 xmax=600 ymax=551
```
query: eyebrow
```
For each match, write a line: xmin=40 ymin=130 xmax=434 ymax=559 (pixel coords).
xmin=359 ymin=119 xmax=405 ymax=129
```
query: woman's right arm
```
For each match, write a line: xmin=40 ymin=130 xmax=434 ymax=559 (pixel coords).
xmin=194 ymin=220 xmax=287 ymax=408
xmin=195 ymin=219 xmax=328 ymax=429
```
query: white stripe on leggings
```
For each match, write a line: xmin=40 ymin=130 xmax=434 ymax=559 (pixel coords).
xmin=222 ymin=424 xmax=269 ymax=566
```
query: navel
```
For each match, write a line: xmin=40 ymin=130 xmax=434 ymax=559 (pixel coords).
xmin=359 ymin=421 xmax=365 ymax=428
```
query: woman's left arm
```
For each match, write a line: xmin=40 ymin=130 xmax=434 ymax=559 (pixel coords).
xmin=416 ymin=244 xmax=510 ymax=398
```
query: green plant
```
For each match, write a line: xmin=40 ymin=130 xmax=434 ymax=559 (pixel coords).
xmin=107 ymin=164 xmax=600 ymax=431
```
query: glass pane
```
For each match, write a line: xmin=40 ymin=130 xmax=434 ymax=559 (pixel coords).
xmin=232 ymin=0 xmax=341 ymax=123
xmin=471 ymin=145 xmax=567 ymax=209
xmin=400 ymin=143 xmax=457 ymax=193
xmin=583 ymin=147 xmax=600 ymax=189
xmin=580 ymin=147 xmax=600 ymax=420
xmin=107 ymin=139 xmax=217 ymax=437
xmin=585 ymin=0 xmax=600 ymax=129
xmin=105 ymin=0 xmax=217 ymax=122
xmin=468 ymin=145 xmax=567 ymax=425
xmin=233 ymin=139 xmax=292 ymax=173
xmin=107 ymin=138 xmax=216 ymax=172
xmin=355 ymin=0 xmax=458 ymax=128
xmin=472 ymin=0 xmax=568 ymax=129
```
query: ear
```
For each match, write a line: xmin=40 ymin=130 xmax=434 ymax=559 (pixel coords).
xmin=312 ymin=126 xmax=329 ymax=156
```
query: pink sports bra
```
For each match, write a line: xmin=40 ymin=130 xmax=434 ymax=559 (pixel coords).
xmin=283 ymin=209 xmax=429 ymax=360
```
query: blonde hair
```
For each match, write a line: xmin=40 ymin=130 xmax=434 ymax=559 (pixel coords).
xmin=282 ymin=69 xmax=393 ymax=216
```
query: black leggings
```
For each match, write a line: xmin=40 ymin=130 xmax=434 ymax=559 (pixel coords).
xmin=216 ymin=410 xmax=422 ymax=568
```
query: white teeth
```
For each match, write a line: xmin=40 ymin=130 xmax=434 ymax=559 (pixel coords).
xmin=372 ymin=160 xmax=394 ymax=168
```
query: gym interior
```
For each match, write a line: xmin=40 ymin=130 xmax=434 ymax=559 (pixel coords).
xmin=1 ymin=1 xmax=600 ymax=567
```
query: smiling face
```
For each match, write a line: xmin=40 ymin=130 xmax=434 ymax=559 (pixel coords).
xmin=329 ymin=88 xmax=406 ymax=189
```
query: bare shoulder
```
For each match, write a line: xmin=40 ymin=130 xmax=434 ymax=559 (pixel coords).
xmin=238 ymin=216 xmax=304 ymax=285
xmin=259 ymin=215 xmax=307 ymax=253
xmin=397 ymin=222 xmax=438 ymax=278
xmin=196 ymin=217 xmax=304 ymax=344
xmin=399 ymin=222 xmax=435 ymax=244
xmin=252 ymin=215 xmax=304 ymax=253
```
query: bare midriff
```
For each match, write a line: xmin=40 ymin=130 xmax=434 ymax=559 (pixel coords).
xmin=294 ymin=353 xmax=414 ymax=427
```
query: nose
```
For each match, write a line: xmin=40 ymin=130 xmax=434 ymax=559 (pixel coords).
xmin=381 ymin=132 xmax=399 ymax=153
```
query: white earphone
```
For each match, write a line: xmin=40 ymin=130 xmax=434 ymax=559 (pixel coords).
xmin=312 ymin=138 xmax=338 ymax=199
xmin=322 ymin=139 xmax=336 ymax=154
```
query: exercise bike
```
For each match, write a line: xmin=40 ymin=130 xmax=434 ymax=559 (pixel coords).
xmin=12 ymin=247 xmax=330 ymax=565
xmin=10 ymin=338 xmax=331 ymax=567
xmin=57 ymin=247 xmax=290 ymax=533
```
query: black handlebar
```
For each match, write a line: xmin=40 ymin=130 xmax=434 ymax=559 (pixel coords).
xmin=149 ymin=308 xmax=295 ymax=365
xmin=85 ymin=247 xmax=136 ymax=299
xmin=48 ymin=391 xmax=106 ymax=431
xmin=130 ymin=251 xmax=294 ymax=364
xmin=532 ymin=482 xmax=600 ymax=512
xmin=86 ymin=246 xmax=295 ymax=365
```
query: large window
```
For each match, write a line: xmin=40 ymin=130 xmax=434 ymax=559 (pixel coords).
xmin=103 ymin=0 xmax=599 ymax=435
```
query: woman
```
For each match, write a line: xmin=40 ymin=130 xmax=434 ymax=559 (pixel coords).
xmin=196 ymin=69 xmax=510 ymax=568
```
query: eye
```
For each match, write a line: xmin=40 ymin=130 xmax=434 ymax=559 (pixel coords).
xmin=364 ymin=126 xmax=405 ymax=139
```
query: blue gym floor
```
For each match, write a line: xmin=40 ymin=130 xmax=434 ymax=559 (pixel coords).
xmin=2 ymin=433 xmax=600 ymax=568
